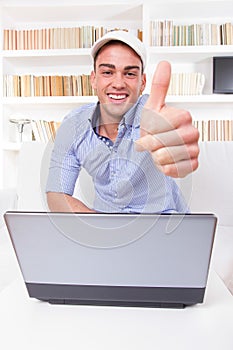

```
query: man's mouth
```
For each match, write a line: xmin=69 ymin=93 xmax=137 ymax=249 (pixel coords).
xmin=108 ymin=93 xmax=128 ymax=101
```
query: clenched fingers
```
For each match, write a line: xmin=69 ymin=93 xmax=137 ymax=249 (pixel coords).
xmin=156 ymin=158 xmax=199 ymax=178
xmin=135 ymin=125 xmax=199 ymax=152
xmin=150 ymin=144 xmax=200 ymax=166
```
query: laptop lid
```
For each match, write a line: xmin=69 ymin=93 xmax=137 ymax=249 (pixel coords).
xmin=4 ymin=211 xmax=217 ymax=308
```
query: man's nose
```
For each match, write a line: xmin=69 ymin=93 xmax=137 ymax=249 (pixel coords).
xmin=111 ymin=73 xmax=126 ymax=89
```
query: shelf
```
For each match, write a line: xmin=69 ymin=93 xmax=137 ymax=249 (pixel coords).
xmin=1 ymin=48 xmax=90 ymax=58
xmin=2 ymin=49 xmax=93 ymax=71
xmin=2 ymin=142 xmax=22 ymax=151
xmin=2 ymin=94 xmax=233 ymax=107
xmin=2 ymin=3 xmax=142 ymax=25
xmin=148 ymin=45 xmax=233 ymax=63
xmin=2 ymin=96 xmax=98 ymax=105
xmin=2 ymin=141 xmax=48 ymax=152
xmin=2 ymin=48 xmax=91 ymax=58
xmin=145 ymin=0 xmax=233 ymax=21
xmin=166 ymin=94 xmax=233 ymax=103
xmin=4 ymin=45 xmax=233 ymax=60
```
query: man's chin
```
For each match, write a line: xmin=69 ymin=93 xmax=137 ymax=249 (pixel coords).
xmin=102 ymin=102 xmax=134 ymax=119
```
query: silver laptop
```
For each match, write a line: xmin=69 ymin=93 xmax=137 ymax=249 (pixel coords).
xmin=4 ymin=211 xmax=217 ymax=308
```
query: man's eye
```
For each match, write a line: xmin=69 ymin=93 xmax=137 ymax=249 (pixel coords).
xmin=126 ymin=72 xmax=137 ymax=77
xmin=102 ymin=71 xmax=112 ymax=75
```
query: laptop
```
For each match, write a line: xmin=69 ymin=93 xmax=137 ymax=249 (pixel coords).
xmin=4 ymin=211 xmax=217 ymax=308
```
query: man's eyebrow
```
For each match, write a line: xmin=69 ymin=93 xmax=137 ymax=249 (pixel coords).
xmin=124 ymin=65 xmax=140 ymax=71
xmin=98 ymin=64 xmax=140 ymax=71
xmin=98 ymin=63 xmax=115 ymax=69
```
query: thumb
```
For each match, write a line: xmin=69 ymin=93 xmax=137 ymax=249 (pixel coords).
xmin=146 ymin=60 xmax=171 ymax=112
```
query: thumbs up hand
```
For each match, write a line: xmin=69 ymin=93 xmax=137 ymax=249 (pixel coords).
xmin=136 ymin=61 xmax=200 ymax=178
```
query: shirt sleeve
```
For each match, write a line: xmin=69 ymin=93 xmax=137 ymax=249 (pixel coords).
xmin=45 ymin=114 xmax=81 ymax=195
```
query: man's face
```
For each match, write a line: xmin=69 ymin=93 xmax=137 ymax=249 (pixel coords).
xmin=91 ymin=42 xmax=146 ymax=122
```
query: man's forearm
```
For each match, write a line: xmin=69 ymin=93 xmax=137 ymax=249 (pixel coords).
xmin=47 ymin=192 xmax=95 ymax=212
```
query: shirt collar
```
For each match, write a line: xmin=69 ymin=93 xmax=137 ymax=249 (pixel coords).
xmin=121 ymin=94 xmax=149 ymax=128
xmin=88 ymin=94 xmax=149 ymax=130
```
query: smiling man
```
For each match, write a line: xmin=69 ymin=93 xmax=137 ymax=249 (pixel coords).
xmin=46 ymin=30 xmax=199 ymax=213
xmin=91 ymin=39 xmax=146 ymax=123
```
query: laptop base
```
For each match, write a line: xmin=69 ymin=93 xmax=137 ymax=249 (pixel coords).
xmin=48 ymin=299 xmax=188 ymax=308
xmin=27 ymin=283 xmax=204 ymax=309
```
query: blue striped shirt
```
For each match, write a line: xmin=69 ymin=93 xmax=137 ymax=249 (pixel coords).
xmin=46 ymin=94 xmax=188 ymax=213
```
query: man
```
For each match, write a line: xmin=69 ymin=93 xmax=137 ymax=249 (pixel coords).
xmin=46 ymin=30 xmax=199 ymax=213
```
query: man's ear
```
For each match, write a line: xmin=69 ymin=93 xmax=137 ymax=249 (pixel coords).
xmin=90 ymin=70 xmax=97 ymax=89
xmin=140 ymin=73 xmax=146 ymax=94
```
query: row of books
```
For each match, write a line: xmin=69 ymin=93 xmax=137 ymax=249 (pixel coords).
xmin=3 ymin=21 xmax=233 ymax=51
xmin=193 ymin=120 xmax=233 ymax=141
xmin=31 ymin=120 xmax=61 ymax=142
xmin=30 ymin=119 xmax=233 ymax=143
xmin=3 ymin=27 xmax=142 ymax=51
xmin=167 ymin=72 xmax=205 ymax=96
xmin=3 ymin=74 xmax=95 ymax=97
xmin=150 ymin=20 xmax=233 ymax=46
xmin=4 ymin=72 xmax=205 ymax=98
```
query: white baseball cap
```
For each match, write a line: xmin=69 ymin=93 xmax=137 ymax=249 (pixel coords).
xmin=91 ymin=30 xmax=147 ymax=71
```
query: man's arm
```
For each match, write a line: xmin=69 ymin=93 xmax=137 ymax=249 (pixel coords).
xmin=136 ymin=61 xmax=199 ymax=178
xmin=47 ymin=192 xmax=95 ymax=212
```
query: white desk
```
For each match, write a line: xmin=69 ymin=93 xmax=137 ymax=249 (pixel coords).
xmin=0 ymin=226 xmax=233 ymax=350
xmin=0 ymin=271 xmax=233 ymax=349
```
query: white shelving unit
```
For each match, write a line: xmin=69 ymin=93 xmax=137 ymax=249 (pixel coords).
xmin=0 ymin=1 xmax=142 ymax=188
xmin=143 ymin=0 xmax=233 ymax=137
xmin=0 ymin=0 xmax=233 ymax=189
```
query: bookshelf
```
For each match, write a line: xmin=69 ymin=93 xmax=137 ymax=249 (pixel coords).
xmin=0 ymin=0 xmax=233 ymax=189
xmin=0 ymin=1 xmax=142 ymax=188
xmin=143 ymin=0 xmax=233 ymax=141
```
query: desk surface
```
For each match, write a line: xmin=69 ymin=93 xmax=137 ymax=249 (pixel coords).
xmin=0 ymin=227 xmax=233 ymax=350
xmin=0 ymin=270 xmax=233 ymax=349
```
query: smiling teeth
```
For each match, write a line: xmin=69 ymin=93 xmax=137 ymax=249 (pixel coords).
xmin=109 ymin=94 xmax=126 ymax=100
